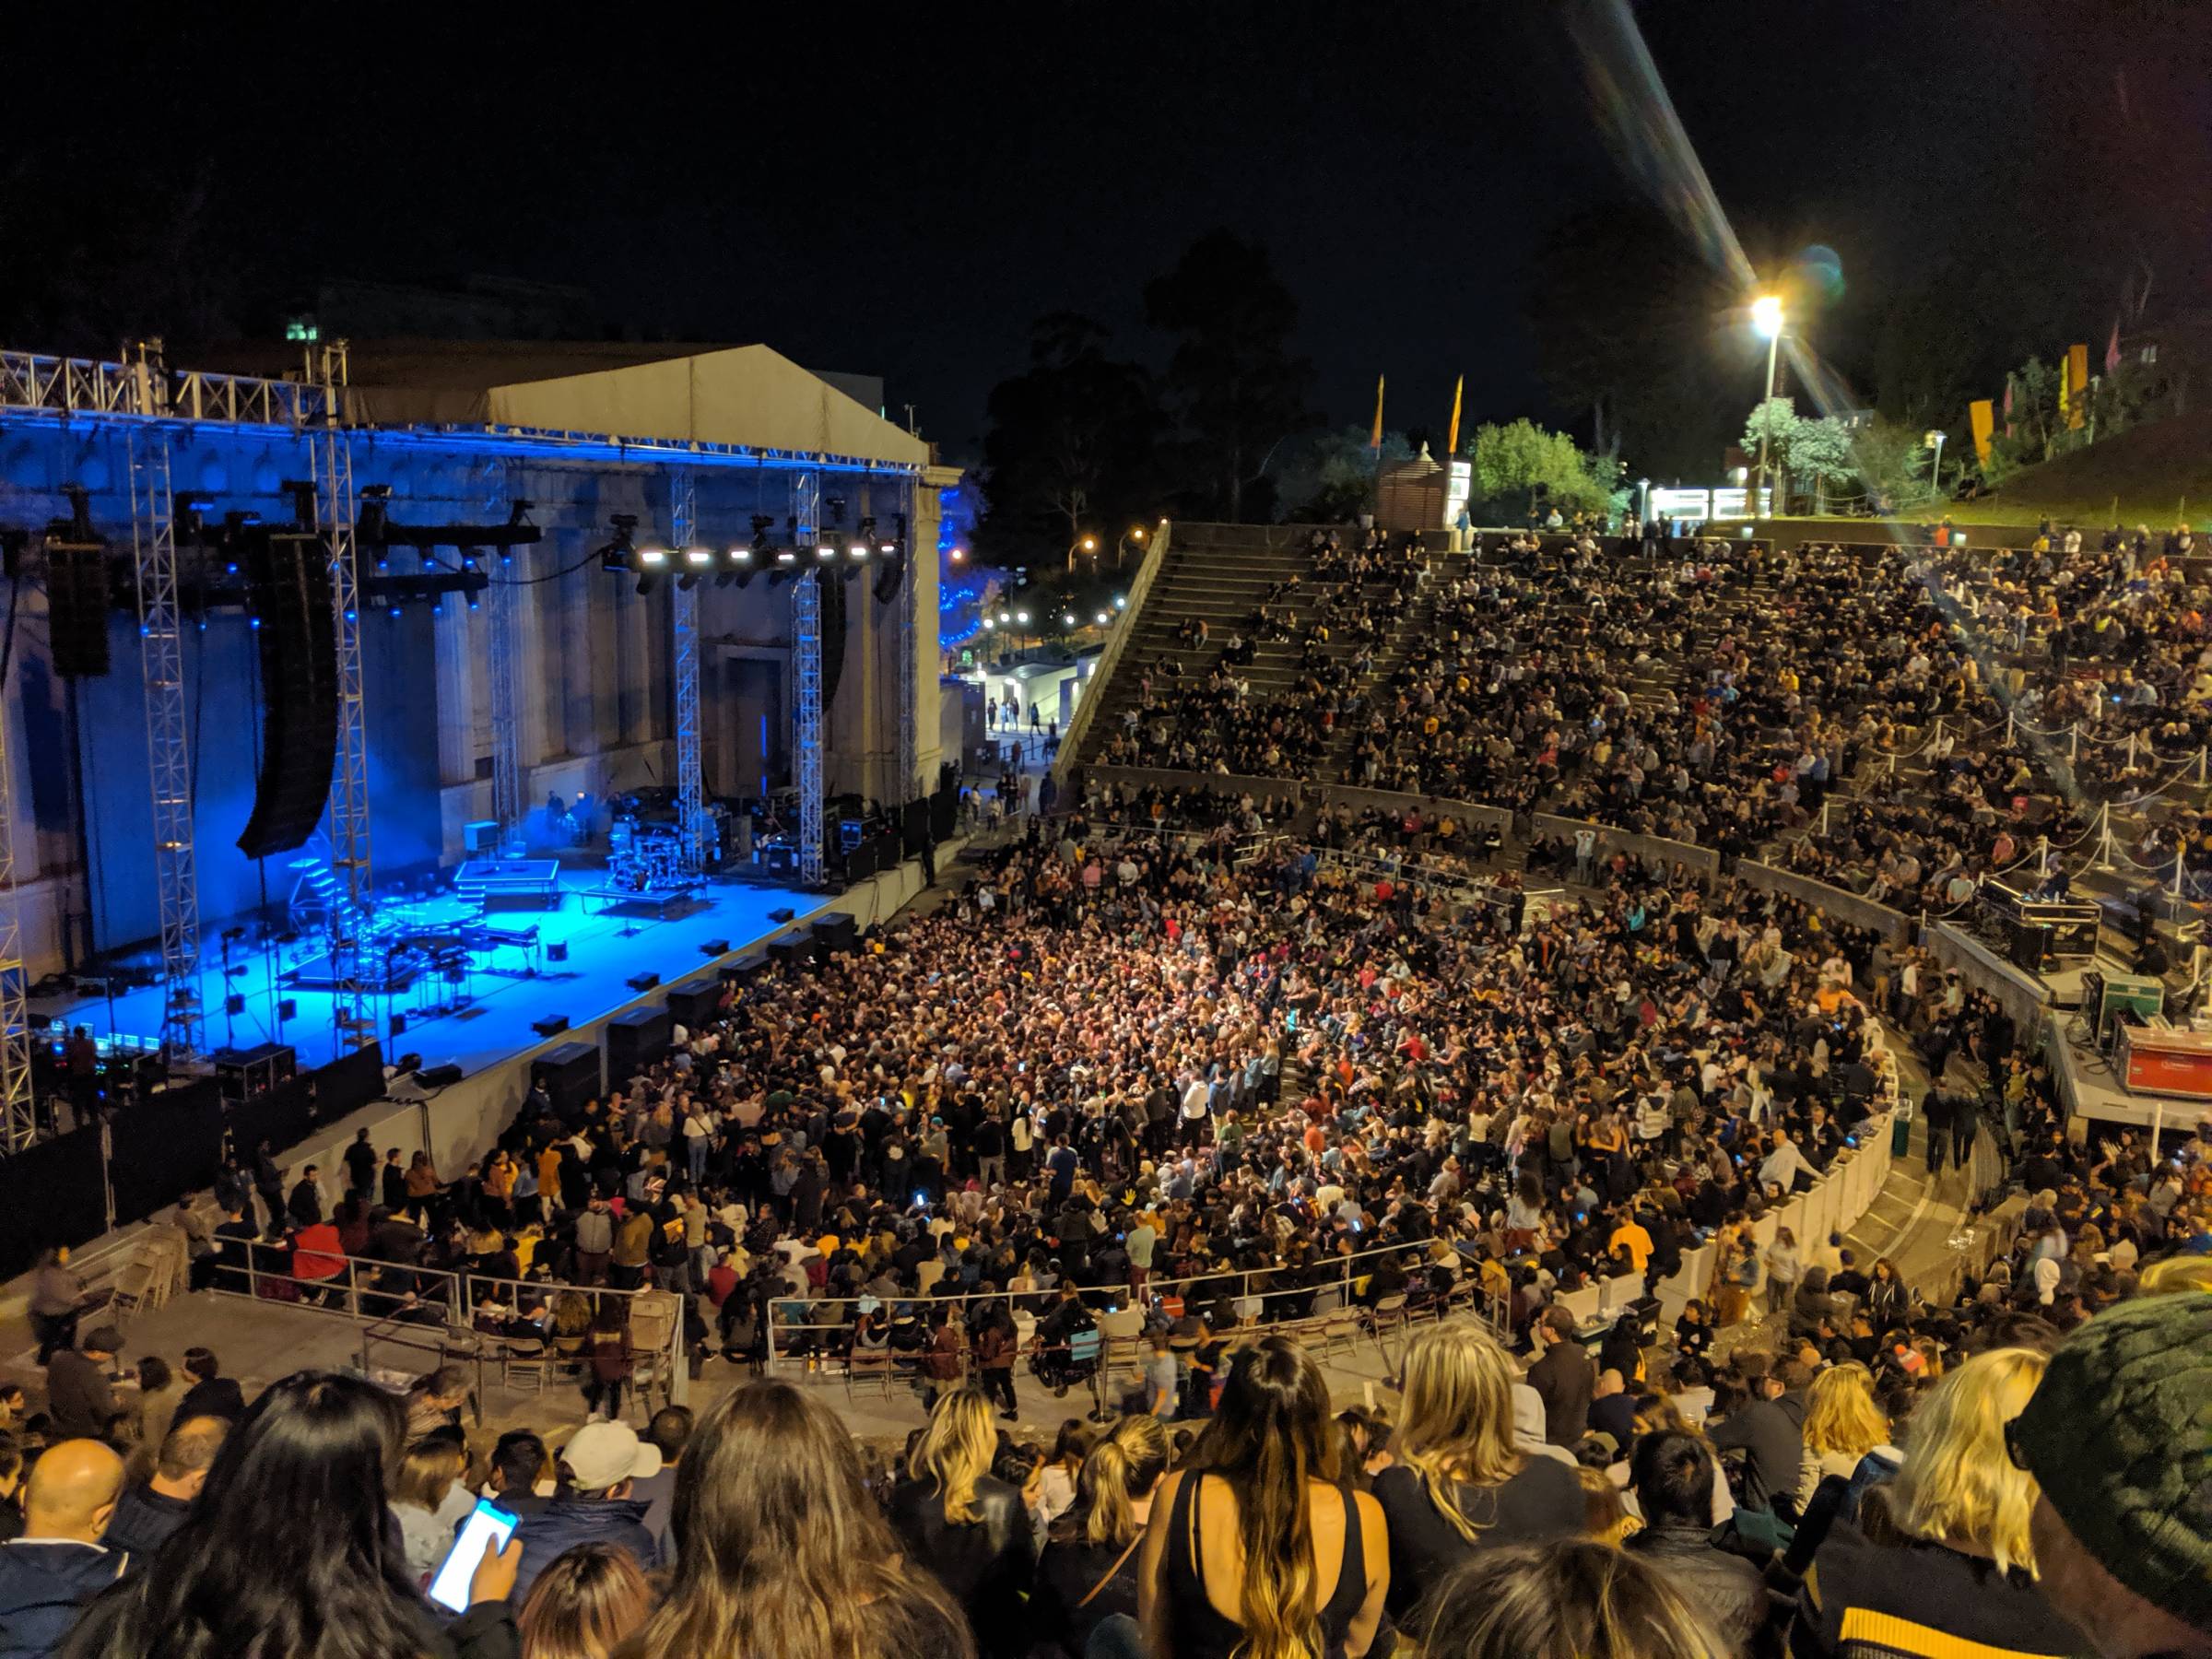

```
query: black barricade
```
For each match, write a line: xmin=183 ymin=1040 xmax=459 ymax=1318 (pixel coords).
xmin=108 ymin=1080 xmax=228 ymax=1225
xmin=0 ymin=1130 xmax=109 ymax=1280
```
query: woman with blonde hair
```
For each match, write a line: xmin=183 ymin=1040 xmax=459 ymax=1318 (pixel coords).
xmin=389 ymin=1435 xmax=473 ymax=1584
xmin=1138 ymin=1335 xmax=1387 ymax=1659
xmin=517 ymin=1542 xmax=650 ymax=1659
xmin=1034 ymin=1416 xmax=1171 ymax=1658
xmin=618 ymin=1380 xmax=968 ymax=1659
xmin=888 ymin=1387 xmax=1032 ymax=1658
xmin=1796 ymin=1362 xmax=1894 ymax=1508
xmin=1790 ymin=1347 xmax=2087 ymax=1657
xmin=1371 ymin=1320 xmax=1581 ymax=1624
xmin=1415 ymin=1538 xmax=1724 ymax=1659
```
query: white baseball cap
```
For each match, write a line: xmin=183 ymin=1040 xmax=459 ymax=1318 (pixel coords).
xmin=561 ymin=1421 xmax=663 ymax=1490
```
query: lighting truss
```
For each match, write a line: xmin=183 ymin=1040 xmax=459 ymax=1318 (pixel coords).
xmin=126 ymin=406 xmax=206 ymax=1059
xmin=791 ymin=470 xmax=824 ymax=888
xmin=670 ymin=472 xmax=710 ymax=877
xmin=895 ymin=489 xmax=919 ymax=801
xmin=311 ymin=343 xmax=377 ymax=1053
xmin=488 ymin=476 xmax=523 ymax=845
xmin=0 ymin=606 xmax=32 ymax=1150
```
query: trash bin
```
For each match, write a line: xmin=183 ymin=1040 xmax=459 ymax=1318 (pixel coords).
xmin=1890 ymin=1112 xmax=1913 ymax=1159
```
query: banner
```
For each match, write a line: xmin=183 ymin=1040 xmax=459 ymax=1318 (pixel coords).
xmin=1370 ymin=375 xmax=1385 ymax=451
xmin=1446 ymin=373 xmax=1464 ymax=458
xmin=2068 ymin=343 xmax=2089 ymax=429
xmin=1970 ymin=399 xmax=1995 ymax=467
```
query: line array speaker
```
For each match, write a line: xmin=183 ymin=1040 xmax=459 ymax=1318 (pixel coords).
xmin=237 ymin=529 xmax=339 ymax=860
xmin=44 ymin=542 xmax=112 ymax=678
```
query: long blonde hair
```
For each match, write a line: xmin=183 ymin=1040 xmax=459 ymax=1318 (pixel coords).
xmin=1884 ymin=1347 xmax=2046 ymax=1575
xmin=1801 ymin=1362 xmax=1888 ymax=1462
xmin=1394 ymin=1321 xmax=1522 ymax=1540
xmin=1078 ymin=1416 xmax=1171 ymax=1547
xmin=910 ymin=1388 xmax=996 ymax=1525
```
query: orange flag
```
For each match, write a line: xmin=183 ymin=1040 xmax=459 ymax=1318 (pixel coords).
xmin=1970 ymin=400 xmax=1994 ymax=466
xmin=1370 ymin=375 xmax=1385 ymax=451
xmin=2067 ymin=344 xmax=2089 ymax=429
xmin=1446 ymin=374 xmax=1464 ymax=457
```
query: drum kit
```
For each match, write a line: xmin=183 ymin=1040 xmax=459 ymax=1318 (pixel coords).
xmin=608 ymin=818 xmax=688 ymax=893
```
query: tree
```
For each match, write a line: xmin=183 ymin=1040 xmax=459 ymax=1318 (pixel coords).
xmin=1269 ymin=425 xmax=1413 ymax=523
xmin=1789 ymin=415 xmax=1860 ymax=508
xmin=1465 ymin=419 xmax=1611 ymax=520
xmin=1145 ymin=230 xmax=1316 ymax=523
xmin=1741 ymin=396 xmax=1800 ymax=475
xmin=977 ymin=313 xmax=1159 ymax=564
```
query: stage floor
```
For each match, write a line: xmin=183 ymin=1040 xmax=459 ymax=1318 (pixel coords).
xmin=32 ymin=871 xmax=827 ymax=1079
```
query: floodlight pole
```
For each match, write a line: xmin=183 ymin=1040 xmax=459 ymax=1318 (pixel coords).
xmin=1754 ymin=327 xmax=1781 ymax=516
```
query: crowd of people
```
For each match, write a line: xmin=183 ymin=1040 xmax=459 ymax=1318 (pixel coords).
xmin=1088 ymin=524 xmax=2212 ymax=924
xmin=8 ymin=516 xmax=2212 ymax=1654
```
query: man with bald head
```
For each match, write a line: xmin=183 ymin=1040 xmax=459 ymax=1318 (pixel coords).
xmin=0 ymin=1439 xmax=128 ymax=1657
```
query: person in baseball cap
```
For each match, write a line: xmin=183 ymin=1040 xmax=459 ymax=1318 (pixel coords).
xmin=2010 ymin=1290 xmax=2212 ymax=1658
xmin=504 ymin=1420 xmax=662 ymax=1605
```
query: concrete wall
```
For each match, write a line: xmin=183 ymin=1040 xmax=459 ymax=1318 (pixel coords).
xmin=1736 ymin=861 xmax=1912 ymax=941
xmin=1529 ymin=812 xmax=1720 ymax=877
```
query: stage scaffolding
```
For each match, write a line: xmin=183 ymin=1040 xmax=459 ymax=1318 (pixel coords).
xmin=791 ymin=470 xmax=824 ymax=887
xmin=488 ymin=469 xmax=523 ymax=844
xmin=311 ymin=343 xmax=377 ymax=1053
xmin=896 ymin=477 xmax=920 ymax=803
xmin=124 ymin=343 xmax=206 ymax=1059
xmin=670 ymin=472 xmax=709 ymax=876
xmin=0 ymin=632 xmax=32 ymax=1150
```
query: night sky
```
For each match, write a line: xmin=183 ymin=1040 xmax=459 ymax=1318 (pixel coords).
xmin=6 ymin=3 xmax=2205 ymax=462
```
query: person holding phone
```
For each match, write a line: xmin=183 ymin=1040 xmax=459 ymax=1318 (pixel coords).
xmin=59 ymin=1371 xmax=523 ymax=1659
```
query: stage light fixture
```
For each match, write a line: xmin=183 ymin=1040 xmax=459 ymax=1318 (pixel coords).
xmin=596 ymin=513 xmax=640 ymax=573
xmin=683 ymin=546 xmax=712 ymax=566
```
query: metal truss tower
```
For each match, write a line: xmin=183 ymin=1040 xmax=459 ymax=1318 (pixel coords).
xmin=791 ymin=470 xmax=824 ymax=887
xmin=670 ymin=473 xmax=709 ymax=875
xmin=0 ymin=619 xmax=33 ymax=1150
xmin=312 ymin=344 xmax=376 ymax=1052
xmin=126 ymin=394 xmax=206 ymax=1058
xmin=487 ymin=491 xmax=523 ymax=846
xmin=896 ymin=479 xmax=920 ymax=804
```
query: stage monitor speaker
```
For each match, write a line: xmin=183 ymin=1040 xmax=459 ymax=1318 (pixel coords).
xmin=413 ymin=1063 xmax=465 ymax=1088
xmin=605 ymin=1006 xmax=672 ymax=1077
xmin=700 ymin=938 xmax=729 ymax=957
xmin=530 ymin=1041 xmax=600 ymax=1117
xmin=625 ymin=971 xmax=659 ymax=993
xmin=665 ymin=979 xmax=722 ymax=1029
xmin=766 ymin=935 xmax=812 ymax=971
xmin=530 ymin=1014 xmax=570 ymax=1037
xmin=813 ymin=913 xmax=857 ymax=956
xmin=236 ymin=529 xmax=338 ymax=859
xmin=769 ymin=907 xmax=796 ymax=924
xmin=44 ymin=542 xmax=112 ymax=678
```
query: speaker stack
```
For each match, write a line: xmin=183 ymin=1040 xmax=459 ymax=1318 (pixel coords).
xmin=44 ymin=541 xmax=113 ymax=678
xmin=236 ymin=529 xmax=339 ymax=859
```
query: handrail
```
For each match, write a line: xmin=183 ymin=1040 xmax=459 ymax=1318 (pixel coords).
xmin=1052 ymin=521 xmax=1173 ymax=789
xmin=200 ymin=1243 xmax=690 ymax=1404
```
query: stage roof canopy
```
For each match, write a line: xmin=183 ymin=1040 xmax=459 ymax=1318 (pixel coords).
xmin=196 ymin=339 xmax=928 ymax=468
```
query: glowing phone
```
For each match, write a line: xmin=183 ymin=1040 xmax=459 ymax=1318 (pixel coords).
xmin=428 ymin=1500 xmax=518 ymax=1613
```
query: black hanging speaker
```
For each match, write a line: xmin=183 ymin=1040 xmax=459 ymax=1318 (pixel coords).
xmin=237 ymin=528 xmax=339 ymax=860
xmin=44 ymin=540 xmax=113 ymax=678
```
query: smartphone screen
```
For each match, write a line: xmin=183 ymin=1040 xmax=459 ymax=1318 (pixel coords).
xmin=427 ymin=1500 xmax=518 ymax=1613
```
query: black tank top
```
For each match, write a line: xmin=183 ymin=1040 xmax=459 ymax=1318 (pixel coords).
xmin=1164 ymin=1470 xmax=1367 ymax=1659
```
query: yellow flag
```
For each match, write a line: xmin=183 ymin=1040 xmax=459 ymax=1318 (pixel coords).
xmin=1371 ymin=375 xmax=1385 ymax=451
xmin=2067 ymin=344 xmax=2089 ymax=429
xmin=1446 ymin=374 xmax=1464 ymax=457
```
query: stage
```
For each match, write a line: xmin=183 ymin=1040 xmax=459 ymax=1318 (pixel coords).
xmin=29 ymin=868 xmax=830 ymax=1082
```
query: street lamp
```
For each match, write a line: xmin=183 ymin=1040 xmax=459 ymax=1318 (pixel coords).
xmin=1067 ymin=533 xmax=1099 ymax=573
xmin=1751 ymin=293 xmax=1783 ymax=520
xmin=1924 ymin=429 xmax=1947 ymax=505
xmin=1117 ymin=524 xmax=1148 ymax=568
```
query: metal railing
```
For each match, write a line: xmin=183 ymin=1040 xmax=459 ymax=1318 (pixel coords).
xmin=201 ymin=1245 xmax=689 ymax=1405
xmin=756 ymin=1231 xmax=1514 ymax=1378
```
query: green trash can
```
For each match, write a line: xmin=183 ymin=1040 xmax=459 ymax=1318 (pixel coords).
xmin=1890 ymin=1111 xmax=1913 ymax=1159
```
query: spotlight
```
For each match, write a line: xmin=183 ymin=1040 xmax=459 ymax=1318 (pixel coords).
xmin=1113 ymin=594 xmax=1126 ymax=609
xmin=638 ymin=547 xmax=670 ymax=566
xmin=856 ymin=516 xmax=878 ymax=544
xmin=597 ymin=514 xmax=640 ymax=573
xmin=769 ymin=547 xmax=801 ymax=587
xmin=683 ymin=546 xmax=712 ymax=566
xmin=950 ymin=547 xmax=967 ymax=563
xmin=1095 ymin=611 xmax=1109 ymax=624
